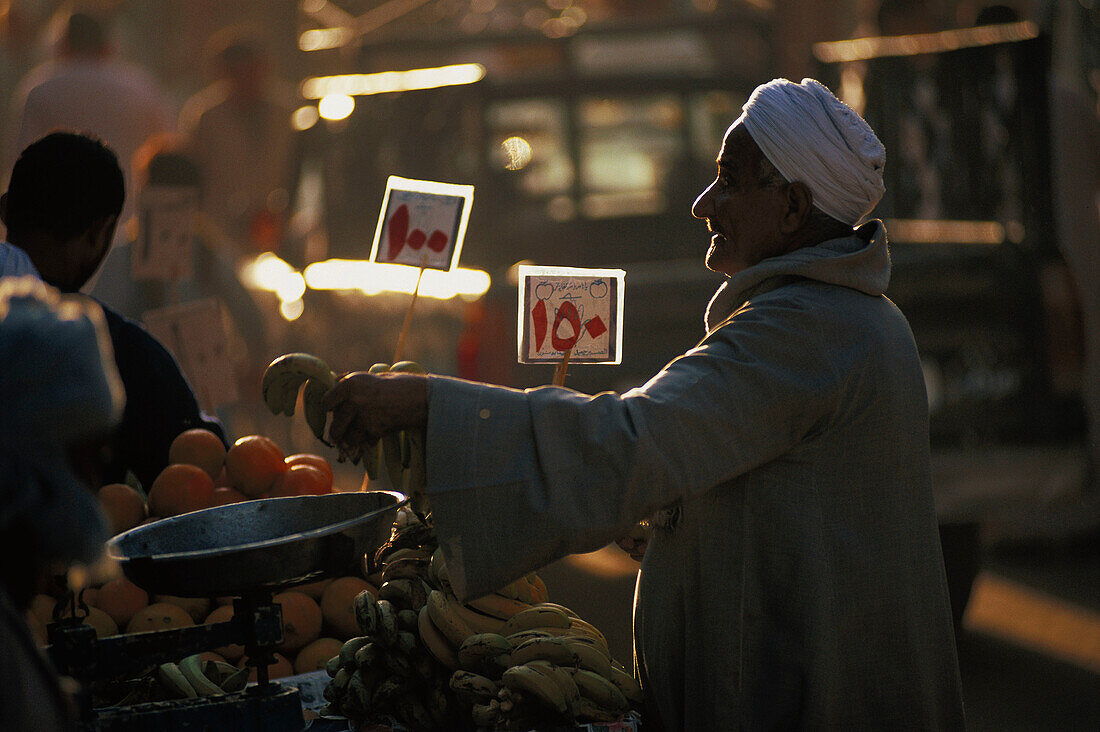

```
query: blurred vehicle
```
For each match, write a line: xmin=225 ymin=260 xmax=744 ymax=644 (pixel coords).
xmin=296 ymin=6 xmax=775 ymax=392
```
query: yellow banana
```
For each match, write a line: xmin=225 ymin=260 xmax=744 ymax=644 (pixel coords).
xmin=452 ymin=599 xmax=507 ymax=636
xmin=426 ymin=590 xmax=474 ymax=647
xmin=457 ymin=633 xmax=512 ymax=671
xmin=382 ymin=557 xmax=429 ymax=583
xmin=449 ymin=669 xmax=499 ymax=702
xmin=178 ymin=654 xmax=224 ymax=696
xmin=502 ymin=664 xmax=569 ymax=717
xmin=467 ymin=592 xmax=531 ymax=620
xmin=525 ymin=659 xmax=581 ymax=711
xmin=494 ymin=577 xmax=540 ymax=605
xmin=509 ymin=636 xmax=578 ymax=668
xmin=501 ymin=605 xmax=572 ymax=636
xmin=562 ymin=638 xmax=613 ymax=678
xmin=157 ymin=662 xmax=197 ymax=699
xmin=568 ymin=617 xmax=609 ymax=647
xmin=608 ymin=664 xmax=644 ymax=708
xmin=568 ymin=667 xmax=629 ymax=713
xmin=505 ymin=629 xmax=557 ymax=646
xmin=532 ymin=601 xmax=580 ymax=618
xmin=418 ymin=605 xmax=459 ymax=670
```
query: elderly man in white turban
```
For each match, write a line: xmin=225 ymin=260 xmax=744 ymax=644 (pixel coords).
xmin=323 ymin=78 xmax=965 ymax=729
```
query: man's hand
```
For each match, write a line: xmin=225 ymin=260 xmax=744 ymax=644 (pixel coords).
xmin=321 ymin=372 xmax=428 ymax=451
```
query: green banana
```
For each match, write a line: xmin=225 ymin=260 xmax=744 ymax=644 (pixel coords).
xmin=608 ymin=664 xmax=644 ymax=708
xmin=458 ymin=633 xmax=513 ymax=672
xmin=261 ymin=352 xmax=335 ymax=417
xmin=157 ymin=662 xmax=197 ymax=699
xmin=220 ymin=667 xmax=250 ymax=693
xmin=567 ymin=667 xmax=630 ymax=713
xmin=302 ymin=377 xmax=332 ymax=443
xmin=340 ymin=636 xmax=370 ymax=667
xmin=375 ymin=599 xmax=399 ymax=647
xmin=179 ymin=653 xmax=225 ymax=696
xmin=449 ymin=669 xmax=499 ymax=702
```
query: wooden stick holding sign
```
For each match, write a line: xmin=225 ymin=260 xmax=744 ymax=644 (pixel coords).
xmin=518 ymin=265 xmax=625 ymax=387
xmin=369 ymin=176 xmax=474 ymax=363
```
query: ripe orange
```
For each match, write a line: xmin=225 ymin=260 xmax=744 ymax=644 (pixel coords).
xmin=126 ymin=602 xmax=194 ymax=634
xmin=93 ymin=577 xmax=149 ymax=628
xmin=225 ymin=435 xmax=286 ymax=498
xmin=154 ymin=595 xmax=211 ymax=624
xmin=204 ymin=604 xmax=244 ymax=661
xmin=273 ymin=591 xmax=323 ymax=654
xmin=238 ymin=652 xmax=294 ymax=681
xmin=293 ymin=637 xmax=342 ymax=674
xmin=148 ymin=464 xmax=215 ymax=518
xmin=320 ymin=576 xmax=373 ymax=639
xmin=168 ymin=429 xmax=227 ymax=480
xmin=295 ymin=578 xmax=332 ymax=601
xmin=269 ymin=464 xmax=332 ymax=497
xmin=97 ymin=483 xmax=147 ymax=535
xmin=212 ymin=486 xmax=249 ymax=506
xmin=285 ymin=454 xmax=334 ymax=483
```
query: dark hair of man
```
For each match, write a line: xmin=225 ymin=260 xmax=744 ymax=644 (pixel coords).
xmin=5 ymin=132 xmax=125 ymax=241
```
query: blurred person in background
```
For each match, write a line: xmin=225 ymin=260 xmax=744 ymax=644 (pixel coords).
xmin=0 ymin=276 xmax=124 ymax=730
xmin=179 ymin=26 xmax=300 ymax=262
xmin=91 ymin=135 xmax=272 ymax=400
xmin=6 ymin=10 xmax=174 ymax=240
xmin=1 ymin=131 xmax=225 ymax=492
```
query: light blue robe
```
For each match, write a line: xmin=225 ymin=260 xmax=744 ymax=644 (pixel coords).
xmin=425 ymin=222 xmax=965 ymax=730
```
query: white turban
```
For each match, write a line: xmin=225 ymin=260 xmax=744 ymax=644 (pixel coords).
xmin=738 ymin=78 xmax=886 ymax=226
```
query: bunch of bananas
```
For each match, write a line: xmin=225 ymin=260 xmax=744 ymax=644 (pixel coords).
xmin=434 ymin=598 xmax=643 ymax=729
xmin=328 ymin=513 xmax=639 ymax=729
xmin=101 ymin=653 xmax=251 ymax=706
xmin=261 ymin=352 xmax=336 ymax=443
xmin=355 ymin=361 xmax=427 ymax=498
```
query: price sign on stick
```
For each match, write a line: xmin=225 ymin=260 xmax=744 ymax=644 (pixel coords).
xmin=370 ymin=176 xmax=475 ymax=362
xmin=518 ymin=265 xmax=625 ymax=370
xmin=144 ymin=298 xmax=239 ymax=411
xmin=131 ymin=186 xmax=198 ymax=281
xmin=369 ymin=176 xmax=474 ymax=271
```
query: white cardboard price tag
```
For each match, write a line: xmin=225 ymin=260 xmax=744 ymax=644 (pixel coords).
xmin=131 ymin=185 xmax=198 ymax=281
xmin=369 ymin=176 xmax=473 ymax=271
xmin=144 ymin=298 xmax=238 ymax=410
xmin=517 ymin=265 xmax=625 ymax=365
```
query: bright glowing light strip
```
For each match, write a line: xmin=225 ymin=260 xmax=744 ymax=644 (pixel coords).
xmin=299 ymin=27 xmax=352 ymax=52
xmin=813 ymin=21 xmax=1039 ymax=63
xmin=304 ymin=260 xmax=491 ymax=299
xmin=885 ymin=219 xmax=1010 ymax=246
xmin=301 ymin=64 xmax=486 ymax=99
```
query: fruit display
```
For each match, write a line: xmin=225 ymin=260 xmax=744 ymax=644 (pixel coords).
xmin=262 ymin=354 xmax=427 ymax=504
xmin=319 ymin=509 xmax=642 ymax=730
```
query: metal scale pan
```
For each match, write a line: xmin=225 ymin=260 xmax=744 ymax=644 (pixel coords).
xmin=107 ymin=491 xmax=407 ymax=598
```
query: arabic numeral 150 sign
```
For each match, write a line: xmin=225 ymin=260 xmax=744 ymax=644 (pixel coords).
xmin=517 ymin=265 xmax=625 ymax=365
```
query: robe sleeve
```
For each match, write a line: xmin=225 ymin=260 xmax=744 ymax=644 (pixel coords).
xmin=425 ymin=294 xmax=841 ymax=600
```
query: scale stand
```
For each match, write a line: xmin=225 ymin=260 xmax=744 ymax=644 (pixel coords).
xmin=46 ymin=588 xmax=302 ymax=731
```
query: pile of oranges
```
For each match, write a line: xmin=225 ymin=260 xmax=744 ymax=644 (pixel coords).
xmin=29 ymin=574 xmax=380 ymax=680
xmin=30 ymin=428 xmax=383 ymax=680
xmin=97 ymin=429 xmax=351 ymax=534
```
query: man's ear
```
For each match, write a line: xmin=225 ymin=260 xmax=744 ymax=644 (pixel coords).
xmin=780 ymin=181 xmax=813 ymax=233
xmin=87 ymin=214 xmax=119 ymax=259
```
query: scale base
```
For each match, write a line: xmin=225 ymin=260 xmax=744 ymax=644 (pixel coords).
xmin=85 ymin=683 xmax=303 ymax=732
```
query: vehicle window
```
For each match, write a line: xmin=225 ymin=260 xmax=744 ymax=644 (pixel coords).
xmin=577 ymin=94 xmax=685 ymax=218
